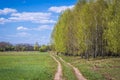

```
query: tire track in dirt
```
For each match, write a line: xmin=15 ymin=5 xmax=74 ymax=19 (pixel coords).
xmin=50 ymin=55 xmax=62 ymax=80
xmin=58 ymin=56 xmax=87 ymax=80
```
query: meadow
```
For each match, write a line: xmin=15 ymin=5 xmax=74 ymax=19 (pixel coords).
xmin=0 ymin=52 xmax=57 ymax=80
xmin=60 ymin=55 xmax=120 ymax=80
xmin=0 ymin=51 xmax=120 ymax=80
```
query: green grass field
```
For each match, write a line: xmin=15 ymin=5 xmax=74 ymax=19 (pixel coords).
xmin=60 ymin=55 xmax=120 ymax=80
xmin=0 ymin=52 xmax=57 ymax=80
xmin=0 ymin=51 xmax=119 ymax=80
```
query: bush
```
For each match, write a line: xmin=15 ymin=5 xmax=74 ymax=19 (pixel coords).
xmin=39 ymin=45 xmax=48 ymax=52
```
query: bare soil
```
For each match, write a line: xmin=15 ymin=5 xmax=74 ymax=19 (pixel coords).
xmin=50 ymin=55 xmax=63 ymax=80
xmin=59 ymin=56 xmax=87 ymax=80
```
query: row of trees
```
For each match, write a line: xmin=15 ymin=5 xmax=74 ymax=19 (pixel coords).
xmin=52 ymin=0 xmax=120 ymax=58
xmin=0 ymin=42 xmax=50 ymax=52
xmin=34 ymin=42 xmax=52 ymax=52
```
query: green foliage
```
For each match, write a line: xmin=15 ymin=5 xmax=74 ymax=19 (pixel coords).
xmin=52 ymin=0 xmax=120 ymax=58
xmin=39 ymin=45 xmax=49 ymax=52
xmin=34 ymin=42 xmax=39 ymax=51
xmin=104 ymin=0 xmax=120 ymax=54
xmin=0 ymin=42 xmax=13 ymax=52
xmin=0 ymin=42 xmax=34 ymax=51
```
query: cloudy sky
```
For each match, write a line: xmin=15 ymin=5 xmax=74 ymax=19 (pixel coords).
xmin=0 ymin=0 xmax=77 ymax=45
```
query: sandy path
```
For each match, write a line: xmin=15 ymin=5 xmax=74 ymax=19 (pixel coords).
xmin=50 ymin=55 xmax=62 ymax=80
xmin=59 ymin=56 xmax=87 ymax=80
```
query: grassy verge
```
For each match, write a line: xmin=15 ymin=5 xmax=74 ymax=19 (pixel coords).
xmin=55 ymin=55 xmax=77 ymax=80
xmin=60 ymin=55 xmax=120 ymax=80
xmin=0 ymin=51 xmax=57 ymax=80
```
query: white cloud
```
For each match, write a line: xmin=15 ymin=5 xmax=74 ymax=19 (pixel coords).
xmin=0 ymin=18 xmax=7 ymax=24
xmin=9 ymin=12 xmax=56 ymax=24
xmin=49 ymin=5 xmax=74 ymax=13
xmin=0 ymin=12 xmax=56 ymax=24
xmin=34 ymin=19 xmax=56 ymax=24
xmin=17 ymin=26 xmax=28 ymax=30
xmin=0 ymin=17 xmax=11 ymax=24
xmin=17 ymin=25 xmax=53 ymax=31
xmin=0 ymin=8 xmax=17 ymax=15
xmin=8 ymin=32 xmax=31 ymax=37
xmin=11 ymin=12 xmax=51 ymax=20
xmin=0 ymin=8 xmax=56 ymax=24
xmin=33 ymin=25 xmax=53 ymax=31
xmin=17 ymin=32 xmax=30 ymax=37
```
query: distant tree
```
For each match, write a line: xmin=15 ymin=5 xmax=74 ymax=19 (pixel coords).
xmin=0 ymin=42 xmax=34 ymax=52
xmin=15 ymin=44 xmax=22 ymax=51
xmin=24 ymin=44 xmax=34 ymax=51
xmin=0 ymin=42 xmax=13 ymax=52
xmin=34 ymin=42 xmax=39 ymax=51
xmin=39 ymin=45 xmax=47 ymax=52
xmin=15 ymin=43 xmax=34 ymax=51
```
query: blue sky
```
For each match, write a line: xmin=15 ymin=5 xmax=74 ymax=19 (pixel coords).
xmin=0 ymin=0 xmax=77 ymax=45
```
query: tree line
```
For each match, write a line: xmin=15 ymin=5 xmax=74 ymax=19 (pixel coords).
xmin=0 ymin=42 xmax=51 ymax=52
xmin=52 ymin=0 xmax=120 ymax=58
